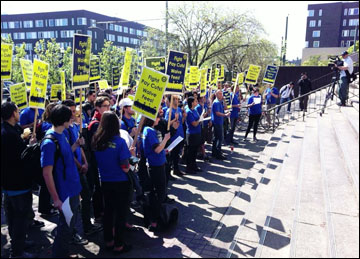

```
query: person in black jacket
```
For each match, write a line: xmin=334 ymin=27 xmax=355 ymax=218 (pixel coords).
xmin=297 ymin=72 xmax=312 ymax=112
xmin=1 ymin=102 xmax=37 ymax=258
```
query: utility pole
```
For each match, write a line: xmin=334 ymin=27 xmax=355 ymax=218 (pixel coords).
xmin=282 ymin=15 xmax=289 ymax=66
xmin=165 ymin=0 xmax=169 ymax=56
xmin=280 ymin=36 xmax=284 ymax=66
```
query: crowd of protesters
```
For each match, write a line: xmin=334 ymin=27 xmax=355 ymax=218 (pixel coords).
xmin=1 ymin=71 xmax=318 ymax=258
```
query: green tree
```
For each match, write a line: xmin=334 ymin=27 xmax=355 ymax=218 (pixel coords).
xmin=347 ymin=40 xmax=359 ymax=54
xmin=302 ymin=55 xmax=327 ymax=66
xmin=34 ymin=38 xmax=63 ymax=85
xmin=98 ymin=40 xmax=124 ymax=85
xmin=12 ymin=43 xmax=27 ymax=83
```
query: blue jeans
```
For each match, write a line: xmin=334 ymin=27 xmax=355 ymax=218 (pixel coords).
xmin=212 ymin=124 xmax=223 ymax=157
xmin=339 ymin=76 xmax=349 ymax=104
xmin=226 ymin=118 xmax=237 ymax=144
xmin=276 ymin=97 xmax=291 ymax=114
xmin=52 ymin=195 xmax=82 ymax=258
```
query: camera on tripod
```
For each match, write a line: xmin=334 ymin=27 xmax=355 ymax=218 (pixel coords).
xmin=328 ymin=56 xmax=344 ymax=70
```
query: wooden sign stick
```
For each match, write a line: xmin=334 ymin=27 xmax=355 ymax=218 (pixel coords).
xmin=167 ymin=95 xmax=174 ymax=131
xmin=79 ymin=88 xmax=83 ymax=133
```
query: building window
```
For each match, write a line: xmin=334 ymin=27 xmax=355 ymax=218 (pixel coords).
xmin=309 ymin=20 xmax=316 ymax=27
xmin=95 ymin=42 xmax=97 ymax=51
xmin=55 ymin=18 xmax=68 ymax=27
xmin=342 ymin=30 xmax=349 ymax=37
xmin=123 ymin=36 xmax=129 ymax=43
xmin=319 ymin=9 xmax=322 ymax=16
xmin=136 ymin=30 xmax=142 ymax=36
xmin=25 ymin=43 xmax=32 ymax=51
xmin=13 ymin=32 xmax=25 ymax=40
xmin=349 ymin=19 xmax=359 ymax=26
xmin=1 ymin=22 xmax=8 ymax=29
xmin=23 ymin=20 xmax=33 ymax=28
xmin=77 ymin=18 xmax=87 ymax=25
xmin=143 ymin=31 xmax=148 ymax=37
xmin=38 ymin=31 xmax=55 ymax=39
xmin=350 ymin=29 xmax=356 ymax=37
xmin=346 ymin=40 xmax=353 ymax=47
xmin=308 ymin=10 xmax=314 ymax=17
xmin=90 ymin=19 xmax=96 ymax=27
xmin=48 ymin=19 xmax=54 ymax=27
xmin=130 ymin=28 xmax=135 ymax=34
xmin=117 ymin=35 xmax=122 ymax=42
xmin=94 ymin=31 xmax=97 ymax=39
xmin=313 ymin=41 xmax=320 ymax=48
xmin=349 ymin=8 xmax=359 ymax=16
xmin=344 ymin=8 xmax=348 ymax=16
xmin=312 ymin=30 xmax=320 ymax=37
xmin=1 ymin=33 xmax=11 ymax=38
xmin=26 ymin=32 xmax=37 ymax=39
xmin=35 ymin=20 xmax=44 ymax=27
xmin=60 ymin=30 xmax=74 ymax=38
xmin=343 ymin=19 xmax=347 ymax=26
xmin=124 ymin=26 xmax=128 ymax=33
xmin=109 ymin=24 xmax=114 ymax=31
xmin=87 ymin=30 xmax=92 ymax=37
xmin=318 ymin=20 xmax=321 ymax=27
xmin=106 ymin=34 xmax=115 ymax=41
xmin=8 ymin=21 xmax=21 ymax=29
xmin=341 ymin=40 xmax=345 ymax=47
xmin=305 ymin=41 xmax=309 ymax=48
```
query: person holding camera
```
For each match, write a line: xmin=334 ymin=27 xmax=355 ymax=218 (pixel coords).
xmin=297 ymin=72 xmax=312 ymax=112
xmin=336 ymin=51 xmax=354 ymax=106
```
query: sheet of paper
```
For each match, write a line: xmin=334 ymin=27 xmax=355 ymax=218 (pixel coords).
xmin=166 ymin=136 xmax=184 ymax=152
xmin=203 ymin=117 xmax=211 ymax=121
xmin=253 ymin=97 xmax=261 ymax=104
xmin=61 ymin=197 xmax=73 ymax=227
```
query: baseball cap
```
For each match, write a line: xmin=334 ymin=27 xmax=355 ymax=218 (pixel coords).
xmin=120 ymin=98 xmax=133 ymax=108
xmin=341 ymin=51 xmax=349 ymax=56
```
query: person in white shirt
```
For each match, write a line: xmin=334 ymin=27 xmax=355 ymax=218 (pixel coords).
xmin=336 ymin=51 xmax=354 ymax=106
xmin=276 ymin=82 xmax=295 ymax=115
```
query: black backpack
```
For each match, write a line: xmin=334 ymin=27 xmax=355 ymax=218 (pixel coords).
xmin=21 ymin=134 xmax=65 ymax=185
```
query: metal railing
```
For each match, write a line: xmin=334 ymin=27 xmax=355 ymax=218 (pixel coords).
xmin=263 ymin=71 xmax=359 ymax=132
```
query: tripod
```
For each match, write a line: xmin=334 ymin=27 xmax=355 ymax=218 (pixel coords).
xmin=320 ymin=70 xmax=339 ymax=116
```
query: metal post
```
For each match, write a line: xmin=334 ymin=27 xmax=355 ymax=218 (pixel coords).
xmin=165 ymin=0 xmax=169 ymax=56
xmin=282 ymin=15 xmax=289 ymax=66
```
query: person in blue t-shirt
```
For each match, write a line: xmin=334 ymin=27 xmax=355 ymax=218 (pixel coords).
xmin=19 ymin=106 xmax=44 ymax=130
xmin=211 ymin=90 xmax=230 ymax=160
xmin=195 ymin=96 xmax=210 ymax=161
xmin=120 ymin=98 xmax=137 ymax=137
xmin=226 ymin=85 xmax=241 ymax=145
xmin=40 ymin=104 xmax=84 ymax=258
xmin=244 ymin=88 xmax=262 ymax=142
xmin=263 ymin=84 xmax=279 ymax=125
xmin=92 ymin=111 xmax=133 ymax=254
xmin=185 ymin=96 xmax=202 ymax=174
xmin=165 ymin=95 xmax=185 ymax=176
xmin=142 ymin=116 xmax=171 ymax=232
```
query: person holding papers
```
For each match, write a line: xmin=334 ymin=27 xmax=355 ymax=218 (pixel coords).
xmin=142 ymin=115 xmax=171 ymax=232
xmin=226 ymin=85 xmax=241 ymax=145
xmin=243 ymin=88 xmax=262 ymax=142
xmin=41 ymin=104 xmax=84 ymax=258
xmin=185 ymin=96 xmax=202 ymax=174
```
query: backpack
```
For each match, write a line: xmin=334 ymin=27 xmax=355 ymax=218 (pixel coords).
xmin=21 ymin=134 xmax=65 ymax=185
xmin=345 ymin=70 xmax=357 ymax=83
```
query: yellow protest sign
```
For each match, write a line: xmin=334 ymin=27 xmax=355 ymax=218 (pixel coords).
xmin=200 ymin=69 xmax=207 ymax=97
xmin=145 ymin=57 xmax=166 ymax=73
xmin=120 ymin=47 xmax=133 ymax=89
xmin=20 ymin=59 xmax=33 ymax=89
xmin=10 ymin=82 xmax=28 ymax=110
xmin=244 ymin=64 xmax=261 ymax=85
xmin=61 ymin=71 xmax=66 ymax=101
xmin=238 ymin=72 xmax=244 ymax=84
xmin=262 ymin=65 xmax=278 ymax=84
xmin=98 ymin=80 xmax=109 ymax=90
xmin=29 ymin=59 xmax=49 ymax=109
xmin=219 ymin=65 xmax=225 ymax=81
xmin=1 ymin=43 xmax=13 ymax=80
xmin=189 ymin=66 xmax=199 ymax=89
xmin=165 ymin=50 xmax=187 ymax=94
xmin=74 ymin=88 xmax=86 ymax=105
xmin=132 ymin=67 xmax=169 ymax=120
xmin=90 ymin=57 xmax=101 ymax=83
xmin=50 ymin=84 xmax=63 ymax=101
xmin=184 ymin=69 xmax=190 ymax=91
xmin=72 ymin=34 xmax=91 ymax=89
